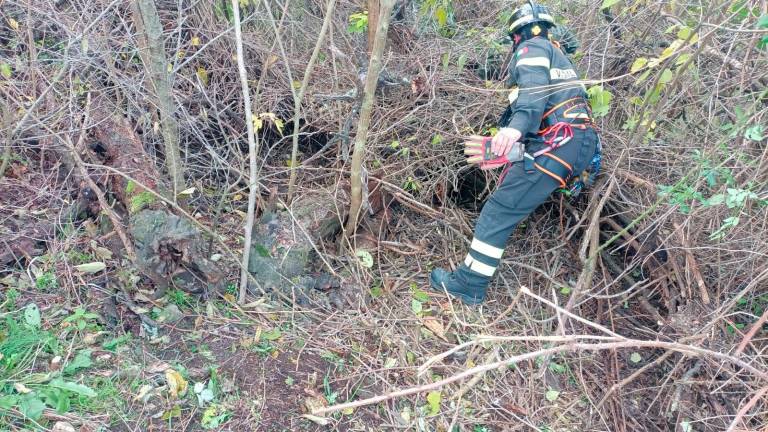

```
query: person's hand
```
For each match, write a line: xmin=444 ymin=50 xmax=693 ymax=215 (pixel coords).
xmin=491 ymin=128 xmax=522 ymax=157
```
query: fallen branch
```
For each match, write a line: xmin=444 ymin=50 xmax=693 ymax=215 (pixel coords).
xmin=312 ymin=338 xmax=768 ymax=416
xmin=725 ymin=386 xmax=768 ymax=432
xmin=735 ymin=306 xmax=768 ymax=355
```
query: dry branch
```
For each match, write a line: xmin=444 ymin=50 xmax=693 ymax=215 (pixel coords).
xmin=231 ymin=0 xmax=260 ymax=304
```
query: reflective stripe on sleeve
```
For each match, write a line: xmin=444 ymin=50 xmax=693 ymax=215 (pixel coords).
xmin=471 ymin=238 xmax=505 ymax=259
xmin=516 ymin=57 xmax=551 ymax=69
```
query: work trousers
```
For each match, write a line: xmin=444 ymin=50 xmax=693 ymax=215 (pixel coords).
xmin=456 ymin=128 xmax=600 ymax=292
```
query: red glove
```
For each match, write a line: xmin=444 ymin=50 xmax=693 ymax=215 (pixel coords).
xmin=464 ymin=136 xmax=510 ymax=170
xmin=492 ymin=128 xmax=522 ymax=157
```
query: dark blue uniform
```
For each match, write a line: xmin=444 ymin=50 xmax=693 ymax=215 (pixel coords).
xmin=438 ymin=36 xmax=600 ymax=304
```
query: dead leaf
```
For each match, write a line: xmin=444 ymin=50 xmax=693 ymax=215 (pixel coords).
xmin=90 ymin=241 xmax=113 ymax=260
xmin=74 ymin=262 xmax=106 ymax=273
xmin=421 ymin=317 xmax=448 ymax=341
xmin=50 ymin=356 xmax=62 ymax=371
xmin=302 ymin=414 xmax=330 ymax=425
xmin=165 ymin=369 xmax=188 ymax=398
xmin=304 ymin=395 xmax=327 ymax=413
xmin=146 ymin=361 xmax=171 ymax=374
xmin=51 ymin=422 xmax=76 ymax=432
xmin=14 ymin=383 xmax=32 ymax=394
xmin=134 ymin=384 xmax=154 ymax=402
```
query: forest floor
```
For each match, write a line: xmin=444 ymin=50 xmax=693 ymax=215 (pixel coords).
xmin=1 ymin=151 xmax=625 ymax=432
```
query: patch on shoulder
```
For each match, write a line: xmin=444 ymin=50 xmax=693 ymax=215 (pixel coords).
xmin=516 ymin=46 xmax=529 ymax=57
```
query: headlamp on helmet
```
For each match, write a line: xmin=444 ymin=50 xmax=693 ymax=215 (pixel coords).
xmin=507 ymin=1 xmax=555 ymax=36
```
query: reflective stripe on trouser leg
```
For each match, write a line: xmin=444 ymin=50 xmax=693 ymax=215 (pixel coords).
xmin=464 ymin=254 xmax=497 ymax=277
xmin=470 ymin=238 xmax=504 ymax=259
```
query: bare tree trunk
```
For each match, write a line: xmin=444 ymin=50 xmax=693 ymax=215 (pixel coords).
xmin=0 ymin=98 xmax=12 ymax=178
xmin=286 ymin=0 xmax=338 ymax=203
xmin=367 ymin=0 xmax=381 ymax=54
xmin=231 ymin=0 xmax=261 ymax=303
xmin=345 ymin=0 xmax=395 ymax=235
xmin=134 ymin=0 xmax=184 ymax=200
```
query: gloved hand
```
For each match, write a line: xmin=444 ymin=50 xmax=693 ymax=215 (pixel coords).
xmin=464 ymin=135 xmax=524 ymax=170
xmin=492 ymin=127 xmax=522 ymax=157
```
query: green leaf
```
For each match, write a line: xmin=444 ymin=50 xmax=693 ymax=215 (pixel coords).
xmin=702 ymin=194 xmax=725 ymax=207
xmin=600 ymin=0 xmax=621 ymax=9
xmin=202 ymin=404 xmax=231 ymax=429
xmin=630 ymin=57 xmax=648 ymax=73
xmin=587 ymin=86 xmax=613 ymax=118
xmin=74 ymin=262 xmax=106 ymax=274
xmin=559 ymin=286 xmax=572 ymax=295
xmin=757 ymin=14 xmax=768 ymax=29
xmin=262 ymin=328 xmax=282 ymax=341
xmin=0 ymin=395 xmax=18 ymax=409
xmin=431 ymin=134 xmax=444 ymax=145
xmin=676 ymin=27 xmax=699 ymax=43
xmin=441 ymin=53 xmax=450 ymax=72
xmin=64 ymin=349 xmax=93 ymax=375
xmin=0 ymin=62 xmax=11 ymax=79
xmin=49 ymin=379 xmax=96 ymax=397
xmin=637 ymin=69 xmax=652 ymax=84
xmin=411 ymin=299 xmax=423 ymax=315
xmin=412 ymin=289 xmax=430 ymax=303
xmin=457 ymin=54 xmax=467 ymax=71
xmin=355 ymin=250 xmax=374 ymax=268
xmin=24 ymin=303 xmax=41 ymax=328
xmin=549 ymin=362 xmax=567 ymax=373
xmin=162 ymin=404 xmax=182 ymax=420
xmin=745 ymin=125 xmax=765 ymax=141
xmin=42 ymin=387 xmax=71 ymax=413
xmin=629 ymin=352 xmax=642 ymax=363
xmin=545 ymin=389 xmax=560 ymax=402
xmin=659 ymin=69 xmax=674 ymax=84
xmin=19 ymin=395 xmax=45 ymax=420
xmin=370 ymin=286 xmax=383 ymax=299
xmin=675 ymin=53 xmax=692 ymax=67
xmin=435 ymin=6 xmax=448 ymax=28
xmin=426 ymin=391 xmax=441 ymax=415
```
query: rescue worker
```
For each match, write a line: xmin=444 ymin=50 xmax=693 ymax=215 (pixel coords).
xmin=430 ymin=1 xmax=601 ymax=305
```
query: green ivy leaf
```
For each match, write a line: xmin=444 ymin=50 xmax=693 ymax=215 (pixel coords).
xmin=262 ymin=328 xmax=282 ymax=341
xmin=435 ymin=6 xmax=448 ymax=28
xmin=355 ymin=250 xmax=374 ymax=268
xmin=587 ymin=86 xmax=613 ymax=118
xmin=19 ymin=395 xmax=46 ymax=420
xmin=426 ymin=391 xmax=441 ymax=415
xmin=24 ymin=303 xmax=41 ymax=328
xmin=702 ymin=194 xmax=724 ymax=207
xmin=457 ymin=54 xmax=467 ymax=71
xmin=64 ymin=349 xmax=93 ymax=375
xmin=545 ymin=389 xmax=560 ymax=402
xmin=412 ymin=289 xmax=430 ymax=303
xmin=0 ymin=62 xmax=11 ymax=79
xmin=49 ymin=379 xmax=96 ymax=397
xmin=757 ymin=14 xmax=768 ymax=29
xmin=411 ymin=299 xmax=423 ymax=315
xmin=659 ymin=69 xmax=674 ymax=84
xmin=0 ymin=395 xmax=19 ymax=409
xmin=630 ymin=57 xmax=648 ymax=73
xmin=744 ymin=125 xmax=765 ymax=142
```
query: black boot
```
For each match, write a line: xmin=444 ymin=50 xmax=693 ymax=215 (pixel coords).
xmin=429 ymin=267 xmax=487 ymax=305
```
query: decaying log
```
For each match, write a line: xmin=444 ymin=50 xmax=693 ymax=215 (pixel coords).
xmin=81 ymin=101 xmax=225 ymax=297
